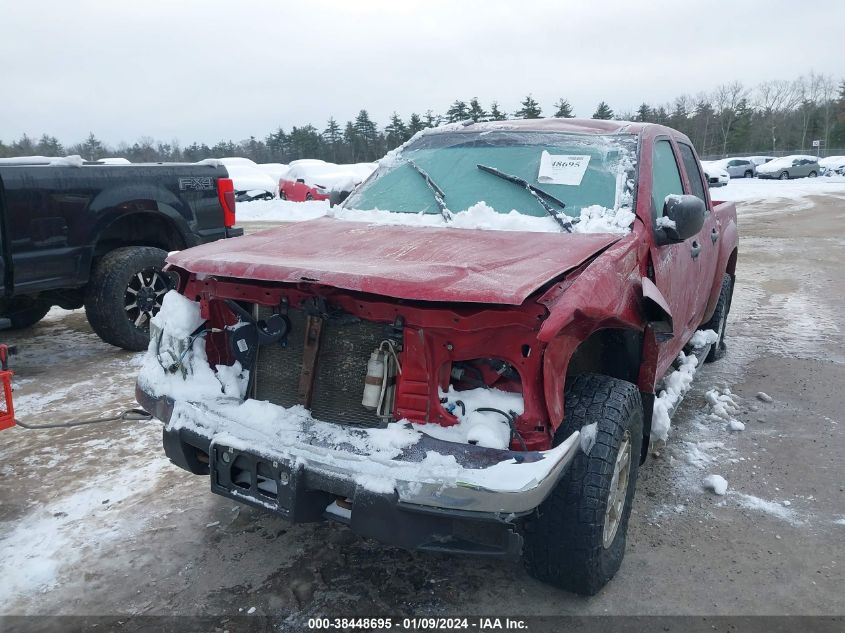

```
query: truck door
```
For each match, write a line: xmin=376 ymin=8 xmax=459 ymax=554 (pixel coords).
xmin=677 ymin=142 xmax=719 ymax=328
xmin=648 ymin=138 xmax=704 ymax=374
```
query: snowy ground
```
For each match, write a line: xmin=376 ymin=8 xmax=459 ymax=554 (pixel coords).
xmin=1 ymin=188 xmax=844 ymax=624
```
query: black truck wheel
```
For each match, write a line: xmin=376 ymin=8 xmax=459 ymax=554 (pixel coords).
xmin=701 ymin=274 xmax=733 ymax=362
xmin=84 ymin=246 xmax=170 ymax=351
xmin=523 ymin=373 xmax=643 ymax=595
xmin=0 ymin=297 xmax=51 ymax=329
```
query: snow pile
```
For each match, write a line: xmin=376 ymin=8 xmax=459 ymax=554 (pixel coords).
xmin=0 ymin=155 xmax=84 ymax=166
xmin=283 ymin=159 xmax=377 ymax=193
xmin=255 ymin=162 xmax=289 ymax=183
xmin=651 ymin=350 xmax=699 ymax=441
xmin=689 ymin=329 xmax=719 ymax=348
xmin=705 ymin=387 xmax=740 ymax=420
xmin=712 ymin=174 xmax=845 ymax=202
xmin=423 ymin=385 xmax=525 ymax=450
xmin=198 ymin=157 xmax=277 ymax=196
xmin=734 ymin=493 xmax=800 ymax=524
xmin=702 ymin=474 xmax=728 ymax=495
xmin=332 ymin=201 xmax=633 ymax=234
xmin=236 ymin=198 xmax=330 ymax=222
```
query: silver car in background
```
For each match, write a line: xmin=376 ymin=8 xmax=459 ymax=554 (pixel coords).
xmin=714 ymin=157 xmax=757 ymax=178
xmin=756 ymin=155 xmax=820 ymax=179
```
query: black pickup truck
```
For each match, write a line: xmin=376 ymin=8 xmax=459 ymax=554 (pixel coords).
xmin=0 ymin=159 xmax=242 ymax=350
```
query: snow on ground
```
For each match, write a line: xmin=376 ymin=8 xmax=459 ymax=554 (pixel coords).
xmin=236 ymin=198 xmax=329 ymax=222
xmin=712 ymin=175 xmax=845 ymax=203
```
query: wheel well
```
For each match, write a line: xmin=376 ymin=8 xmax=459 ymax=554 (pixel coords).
xmin=94 ymin=211 xmax=186 ymax=258
xmin=726 ymin=247 xmax=738 ymax=276
xmin=566 ymin=327 xmax=650 ymax=461
xmin=566 ymin=327 xmax=642 ymax=386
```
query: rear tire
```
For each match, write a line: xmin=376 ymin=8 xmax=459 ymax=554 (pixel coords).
xmin=84 ymin=246 xmax=170 ymax=351
xmin=305 ymin=192 xmax=313 ymax=201
xmin=744 ymin=170 xmax=753 ymax=178
xmin=701 ymin=274 xmax=733 ymax=362
xmin=808 ymin=171 xmax=817 ymax=178
xmin=0 ymin=297 xmax=51 ymax=330
xmin=523 ymin=374 xmax=643 ymax=595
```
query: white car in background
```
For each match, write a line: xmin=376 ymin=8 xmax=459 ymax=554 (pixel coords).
xmin=819 ymin=156 xmax=845 ymax=176
xmin=700 ymin=161 xmax=730 ymax=187
xmin=256 ymin=162 xmax=290 ymax=186
xmin=202 ymin=157 xmax=278 ymax=201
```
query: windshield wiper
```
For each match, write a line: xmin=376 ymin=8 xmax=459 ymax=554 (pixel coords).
xmin=476 ymin=163 xmax=574 ymax=232
xmin=407 ymin=160 xmax=452 ymax=222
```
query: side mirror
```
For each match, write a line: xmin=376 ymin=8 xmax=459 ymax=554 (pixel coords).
xmin=660 ymin=194 xmax=705 ymax=242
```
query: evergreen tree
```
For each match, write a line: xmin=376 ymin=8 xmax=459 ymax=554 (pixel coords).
xmin=489 ymin=101 xmax=507 ymax=120
xmin=79 ymin=133 xmax=105 ymax=160
xmin=407 ymin=112 xmax=425 ymax=136
xmin=343 ymin=121 xmax=359 ymax=161
xmin=322 ymin=117 xmax=342 ymax=161
xmin=265 ymin=127 xmax=289 ymax=162
xmin=11 ymin=134 xmax=36 ymax=155
xmin=592 ymin=102 xmax=614 ymax=120
xmin=445 ymin=100 xmax=469 ymax=122
xmin=288 ymin=125 xmax=323 ymax=160
xmin=353 ymin=110 xmax=379 ymax=159
xmin=635 ymin=103 xmax=652 ymax=122
xmin=553 ymin=98 xmax=574 ymax=118
xmin=423 ymin=110 xmax=439 ymax=128
xmin=514 ymin=94 xmax=542 ymax=119
xmin=468 ymin=97 xmax=487 ymax=122
xmin=35 ymin=134 xmax=63 ymax=156
xmin=384 ymin=112 xmax=407 ymax=149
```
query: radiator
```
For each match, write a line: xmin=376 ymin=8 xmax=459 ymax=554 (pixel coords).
xmin=253 ymin=306 xmax=389 ymax=428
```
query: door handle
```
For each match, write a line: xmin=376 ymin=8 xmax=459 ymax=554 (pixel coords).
xmin=690 ymin=240 xmax=701 ymax=260
xmin=711 ymin=227 xmax=719 ymax=244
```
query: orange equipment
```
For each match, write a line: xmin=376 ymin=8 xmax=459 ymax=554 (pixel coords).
xmin=0 ymin=344 xmax=16 ymax=430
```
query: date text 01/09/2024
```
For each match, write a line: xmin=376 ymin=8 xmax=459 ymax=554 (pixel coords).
xmin=306 ymin=617 xmax=529 ymax=630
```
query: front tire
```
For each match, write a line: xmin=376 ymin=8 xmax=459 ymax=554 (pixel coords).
xmin=744 ymin=170 xmax=754 ymax=178
xmin=523 ymin=374 xmax=643 ymax=595
xmin=0 ymin=297 xmax=51 ymax=330
xmin=701 ymin=274 xmax=733 ymax=362
xmin=84 ymin=246 xmax=170 ymax=351
xmin=779 ymin=171 xmax=789 ymax=180
xmin=808 ymin=170 xmax=817 ymax=178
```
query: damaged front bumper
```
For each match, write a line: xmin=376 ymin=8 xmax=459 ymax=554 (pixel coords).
xmin=137 ymin=386 xmax=580 ymax=557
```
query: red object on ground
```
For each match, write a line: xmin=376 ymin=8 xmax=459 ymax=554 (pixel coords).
xmin=0 ymin=345 xmax=15 ymax=430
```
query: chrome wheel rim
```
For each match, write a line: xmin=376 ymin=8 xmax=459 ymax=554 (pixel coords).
xmin=603 ymin=431 xmax=631 ymax=549
xmin=124 ymin=267 xmax=168 ymax=331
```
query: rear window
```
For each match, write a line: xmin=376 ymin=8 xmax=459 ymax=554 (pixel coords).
xmin=678 ymin=144 xmax=707 ymax=203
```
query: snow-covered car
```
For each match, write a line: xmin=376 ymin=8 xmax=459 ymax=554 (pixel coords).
xmin=819 ymin=156 xmax=845 ymax=176
xmin=756 ymin=155 xmax=820 ymax=180
xmin=255 ymin=162 xmax=289 ymax=186
xmin=701 ymin=161 xmax=730 ymax=187
xmin=747 ymin=155 xmax=776 ymax=167
xmin=280 ymin=160 xmax=376 ymax=202
xmin=137 ymin=118 xmax=739 ymax=595
xmin=205 ymin=157 xmax=277 ymax=201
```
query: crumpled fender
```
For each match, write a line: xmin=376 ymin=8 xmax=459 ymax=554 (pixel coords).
xmin=537 ymin=237 xmax=648 ymax=428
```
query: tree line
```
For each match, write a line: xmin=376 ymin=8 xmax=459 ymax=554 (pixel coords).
xmin=2 ymin=72 xmax=844 ymax=164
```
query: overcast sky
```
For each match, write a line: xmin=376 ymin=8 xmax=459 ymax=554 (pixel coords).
xmin=3 ymin=0 xmax=844 ymax=146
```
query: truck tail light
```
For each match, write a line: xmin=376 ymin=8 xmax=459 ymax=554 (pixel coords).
xmin=217 ymin=178 xmax=236 ymax=228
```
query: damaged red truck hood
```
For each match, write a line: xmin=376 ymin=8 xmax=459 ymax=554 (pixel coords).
xmin=169 ymin=218 xmax=620 ymax=305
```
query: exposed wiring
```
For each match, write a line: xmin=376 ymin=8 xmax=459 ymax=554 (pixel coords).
xmin=475 ymin=406 xmax=528 ymax=451
xmin=14 ymin=408 xmax=153 ymax=430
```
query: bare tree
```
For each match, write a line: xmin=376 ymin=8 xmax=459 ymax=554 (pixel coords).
xmin=755 ymin=79 xmax=800 ymax=151
xmin=713 ymin=81 xmax=749 ymax=155
xmin=818 ymin=74 xmax=837 ymax=149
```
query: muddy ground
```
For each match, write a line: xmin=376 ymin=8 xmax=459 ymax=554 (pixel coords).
xmin=1 ymin=193 xmax=844 ymax=627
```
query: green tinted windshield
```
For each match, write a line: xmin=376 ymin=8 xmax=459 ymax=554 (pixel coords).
xmin=343 ymin=130 xmax=638 ymax=218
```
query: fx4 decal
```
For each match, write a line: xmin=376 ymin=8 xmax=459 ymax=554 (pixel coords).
xmin=178 ymin=177 xmax=214 ymax=191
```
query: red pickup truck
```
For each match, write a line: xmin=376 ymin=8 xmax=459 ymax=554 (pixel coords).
xmin=137 ymin=119 xmax=737 ymax=594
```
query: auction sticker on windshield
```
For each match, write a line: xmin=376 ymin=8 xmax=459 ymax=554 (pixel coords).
xmin=538 ymin=151 xmax=590 ymax=185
